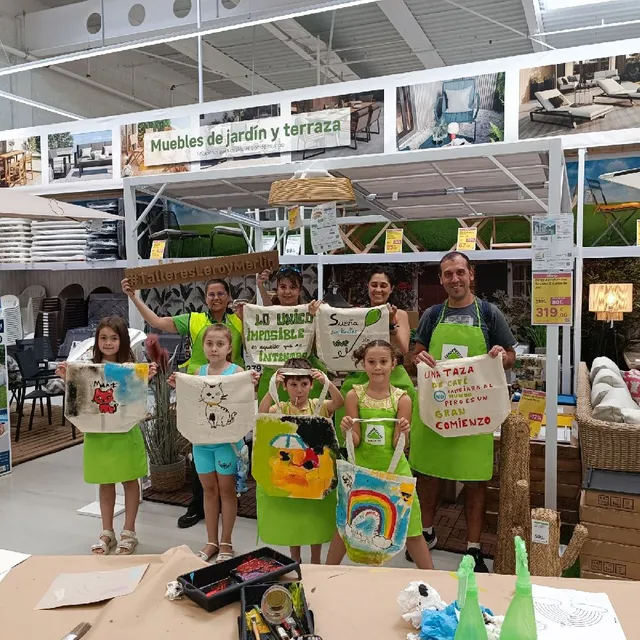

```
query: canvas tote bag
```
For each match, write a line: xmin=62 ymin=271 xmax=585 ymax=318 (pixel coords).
xmin=252 ymin=370 xmax=339 ymax=499
xmin=243 ymin=303 xmax=316 ymax=367
xmin=417 ymin=353 xmax=511 ymax=437
xmin=316 ymin=305 xmax=389 ymax=373
xmin=175 ymin=370 xmax=256 ymax=444
xmin=336 ymin=427 xmax=416 ymax=565
xmin=64 ymin=362 xmax=149 ymax=433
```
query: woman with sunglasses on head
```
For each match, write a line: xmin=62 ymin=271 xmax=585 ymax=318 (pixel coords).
xmin=121 ymin=276 xmax=244 ymax=529
xmin=333 ymin=267 xmax=416 ymax=451
xmin=254 ymin=266 xmax=323 ymax=402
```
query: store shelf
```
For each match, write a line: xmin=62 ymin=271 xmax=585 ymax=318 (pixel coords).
xmin=0 ymin=260 xmax=128 ymax=271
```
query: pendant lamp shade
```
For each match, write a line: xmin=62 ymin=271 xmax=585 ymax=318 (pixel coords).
xmin=269 ymin=169 xmax=355 ymax=206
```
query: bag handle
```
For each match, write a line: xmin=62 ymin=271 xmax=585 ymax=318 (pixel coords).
xmin=268 ymin=368 xmax=330 ymax=416
xmin=345 ymin=421 xmax=405 ymax=474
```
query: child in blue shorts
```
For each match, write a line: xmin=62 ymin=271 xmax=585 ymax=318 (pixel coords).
xmin=170 ymin=324 xmax=258 ymax=563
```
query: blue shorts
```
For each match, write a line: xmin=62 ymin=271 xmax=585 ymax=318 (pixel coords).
xmin=193 ymin=441 xmax=242 ymax=476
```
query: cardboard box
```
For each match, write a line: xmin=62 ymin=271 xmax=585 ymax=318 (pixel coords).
xmin=585 ymin=522 xmax=640 ymax=547
xmin=581 ymin=539 xmax=640 ymax=579
xmin=584 ymin=490 xmax=640 ymax=514
xmin=581 ymin=492 xmax=640 ymax=530
xmin=580 ymin=569 xmax=629 ymax=581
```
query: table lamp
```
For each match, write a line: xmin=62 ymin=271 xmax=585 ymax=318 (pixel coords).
xmin=589 ymin=283 xmax=633 ymax=324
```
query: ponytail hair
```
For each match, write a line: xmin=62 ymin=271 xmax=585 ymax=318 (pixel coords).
xmin=352 ymin=339 xmax=402 ymax=367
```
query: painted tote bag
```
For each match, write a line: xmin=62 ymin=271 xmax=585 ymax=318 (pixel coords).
xmin=316 ymin=305 xmax=389 ymax=373
xmin=175 ymin=370 xmax=255 ymax=444
xmin=65 ymin=362 xmax=149 ymax=433
xmin=243 ymin=304 xmax=316 ymax=367
xmin=252 ymin=371 xmax=339 ymax=499
xmin=336 ymin=429 xmax=416 ymax=565
xmin=417 ymin=353 xmax=511 ymax=437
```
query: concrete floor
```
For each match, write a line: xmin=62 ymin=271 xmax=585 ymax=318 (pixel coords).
xmin=0 ymin=446 xmax=490 ymax=572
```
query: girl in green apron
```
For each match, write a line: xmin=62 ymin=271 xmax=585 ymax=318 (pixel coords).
xmin=326 ymin=341 xmax=434 ymax=569
xmin=56 ymin=316 xmax=156 ymax=556
xmin=255 ymin=266 xmax=324 ymax=402
xmin=409 ymin=300 xmax=492 ymax=481
xmin=334 ymin=268 xmax=415 ymax=447
xmin=257 ymin=357 xmax=344 ymax=564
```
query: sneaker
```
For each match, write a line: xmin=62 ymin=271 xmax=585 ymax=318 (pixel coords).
xmin=177 ymin=505 xmax=205 ymax=529
xmin=405 ymin=528 xmax=438 ymax=562
xmin=466 ymin=547 xmax=489 ymax=573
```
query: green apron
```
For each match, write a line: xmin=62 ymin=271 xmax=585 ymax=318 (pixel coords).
xmin=353 ymin=384 xmax=421 ymax=537
xmin=256 ymin=400 xmax=337 ymax=546
xmin=334 ymin=365 xmax=415 ymax=447
xmin=409 ymin=300 xmax=492 ymax=481
xmin=182 ymin=312 xmax=244 ymax=374
xmin=257 ymin=354 xmax=327 ymax=403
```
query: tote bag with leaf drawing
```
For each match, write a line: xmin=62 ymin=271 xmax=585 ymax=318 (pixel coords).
xmin=175 ymin=370 xmax=256 ymax=444
xmin=316 ymin=305 xmax=389 ymax=372
xmin=336 ymin=428 xmax=416 ymax=566
xmin=65 ymin=362 xmax=149 ymax=433
xmin=252 ymin=371 xmax=339 ymax=500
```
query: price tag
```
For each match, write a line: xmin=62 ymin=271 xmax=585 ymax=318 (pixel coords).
xmin=456 ymin=227 xmax=477 ymax=251
xmin=532 ymin=519 xmax=550 ymax=545
xmin=384 ymin=229 xmax=403 ymax=254
xmin=150 ymin=239 xmax=167 ymax=259
xmin=532 ymin=272 xmax=573 ymax=326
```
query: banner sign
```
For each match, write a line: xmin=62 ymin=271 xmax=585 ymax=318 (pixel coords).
xmin=124 ymin=251 xmax=279 ymax=290
xmin=417 ymin=354 xmax=510 ymax=437
xmin=316 ymin=305 xmax=389 ymax=372
xmin=243 ymin=304 xmax=316 ymax=367
xmin=0 ymin=319 xmax=11 ymax=476
xmin=176 ymin=371 xmax=255 ymax=444
xmin=144 ymin=109 xmax=351 ymax=166
xmin=384 ymin=229 xmax=403 ymax=254
xmin=310 ymin=202 xmax=344 ymax=254
xmin=456 ymin=228 xmax=477 ymax=251
xmin=532 ymin=272 xmax=573 ymax=326
xmin=65 ymin=363 xmax=149 ymax=433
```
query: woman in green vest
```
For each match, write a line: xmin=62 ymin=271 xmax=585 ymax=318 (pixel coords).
xmin=121 ymin=276 xmax=244 ymax=528
xmin=333 ymin=267 xmax=415 ymax=448
xmin=254 ymin=266 xmax=324 ymax=402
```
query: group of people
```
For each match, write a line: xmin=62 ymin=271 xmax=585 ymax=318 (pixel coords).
xmin=58 ymin=251 xmax=516 ymax=573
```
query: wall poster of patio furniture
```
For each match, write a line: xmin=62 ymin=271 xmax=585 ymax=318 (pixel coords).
xmin=291 ymin=89 xmax=384 ymax=160
xmin=396 ymin=73 xmax=505 ymax=151
xmin=198 ymin=104 xmax=281 ymax=170
xmin=566 ymin=154 xmax=640 ymax=247
xmin=519 ymin=52 xmax=640 ymax=139
xmin=120 ymin=116 xmax=191 ymax=178
xmin=48 ymin=130 xmax=114 ymax=183
xmin=0 ymin=136 xmax=42 ymax=188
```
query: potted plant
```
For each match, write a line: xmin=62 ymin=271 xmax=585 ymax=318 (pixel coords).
xmin=524 ymin=325 xmax=547 ymax=354
xmin=141 ymin=334 xmax=185 ymax=493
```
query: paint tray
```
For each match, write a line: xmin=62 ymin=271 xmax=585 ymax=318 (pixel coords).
xmin=177 ymin=547 xmax=301 ymax=613
xmin=238 ymin=581 xmax=315 ymax=640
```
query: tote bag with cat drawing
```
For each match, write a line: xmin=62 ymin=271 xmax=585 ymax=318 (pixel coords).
xmin=64 ymin=362 xmax=149 ymax=434
xmin=176 ymin=370 xmax=256 ymax=444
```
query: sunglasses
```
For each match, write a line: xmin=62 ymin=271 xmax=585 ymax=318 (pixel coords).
xmin=278 ymin=266 xmax=302 ymax=275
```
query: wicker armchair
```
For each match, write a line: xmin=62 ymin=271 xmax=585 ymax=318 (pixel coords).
xmin=576 ymin=362 xmax=640 ymax=475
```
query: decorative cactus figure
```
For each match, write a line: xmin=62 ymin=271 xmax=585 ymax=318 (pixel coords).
xmin=494 ymin=413 xmax=531 ymax=575
xmin=529 ymin=508 xmax=588 ymax=577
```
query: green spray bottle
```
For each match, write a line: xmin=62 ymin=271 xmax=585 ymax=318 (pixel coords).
xmin=454 ymin=555 xmax=488 ymax=640
xmin=500 ymin=536 xmax=538 ymax=640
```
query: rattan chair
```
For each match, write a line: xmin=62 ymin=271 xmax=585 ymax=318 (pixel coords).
xmin=576 ymin=362 xmax=640 ymax=476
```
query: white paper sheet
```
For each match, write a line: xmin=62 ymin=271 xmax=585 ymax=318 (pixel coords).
xmin=533 ymin=584 xmax=626 ymax=640
xmin=0 ymin=549 xmax=31 ymax=583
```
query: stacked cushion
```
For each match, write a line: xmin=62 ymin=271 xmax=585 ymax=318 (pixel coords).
xmin=31 ymin=220 xmax=87 ymax=262
xmin=0 ymin=218 xmax=32 ymax=262
xmin=590 ymin=356 xmax=640 ymax=424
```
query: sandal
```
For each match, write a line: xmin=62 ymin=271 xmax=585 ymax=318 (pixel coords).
xmin=196 ymin=543 xmax=219 ymax=562
xmin=115 ymin=530 xmax=138 ymax=556
xmin=214 ymin=542 xmax=234 ymax=564
xmin=91 ymin=530 xmax=116 ymax=555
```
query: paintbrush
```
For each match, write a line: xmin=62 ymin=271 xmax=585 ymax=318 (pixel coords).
xmin=60 ymin=622 xmax=91 ymax=640
xmin=246 ymin=610 xmax=262 ymax=640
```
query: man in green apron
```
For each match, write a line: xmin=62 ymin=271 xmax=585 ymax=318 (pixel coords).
xmin=408 ymin=252 xmax=516 ymax=572
xmin=122 ymin=277 xmax=244 ymax=529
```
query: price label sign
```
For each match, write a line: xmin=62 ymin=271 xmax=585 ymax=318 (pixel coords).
xmin=150 ymin=239 xmax=167 ymax=259
xmin=456 ymin=227 xmax=477 ymax=251
xmin=532 ymin=272 xmax=573 ymax=326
